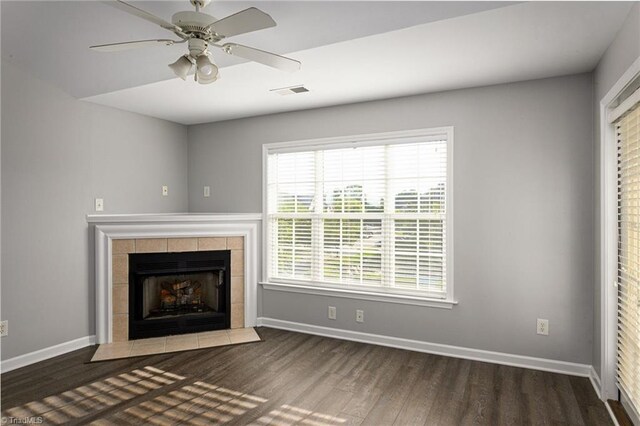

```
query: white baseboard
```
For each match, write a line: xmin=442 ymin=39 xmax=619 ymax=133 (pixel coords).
xmin=0 ymin=321 xmax=599 ymax=386
xmin=590 ymin=365 xmax=603 ymax=400
xmin=257 ymin=317 xmax=592 ymax=377
xmin=1 ymin=335 xmax=96 ymax=373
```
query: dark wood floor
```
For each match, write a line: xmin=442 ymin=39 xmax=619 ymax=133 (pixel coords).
xmin=1 ymin=327 xmax=611 ymax=425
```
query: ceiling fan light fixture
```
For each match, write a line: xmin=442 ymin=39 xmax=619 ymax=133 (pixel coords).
xmin=95 ymin=0 xmax=301 ymax=87
xmin=168 ymin=55 xmax=193 ymax=80
xmin=196 ymin=54 xmax=218 ymax=84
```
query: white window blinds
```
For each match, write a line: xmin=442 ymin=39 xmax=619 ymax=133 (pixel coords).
xmin=617 ymin=101 xmax=640 ymax=415
xmin=265 ymin=131 xmax=451 ymax=298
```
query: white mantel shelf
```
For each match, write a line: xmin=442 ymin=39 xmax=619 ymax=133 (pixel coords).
xmin=89 ymin=212 xmax=262 ymax=344
xmin=87 ymin=213 xmax=262 ymax=224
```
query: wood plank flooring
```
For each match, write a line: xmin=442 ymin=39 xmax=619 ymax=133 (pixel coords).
xmin=1 ymin=327 xmax=612 ymax=425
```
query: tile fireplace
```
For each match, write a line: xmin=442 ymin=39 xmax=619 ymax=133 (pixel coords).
xmin=89 ymin=214 xmax=261 ymax=344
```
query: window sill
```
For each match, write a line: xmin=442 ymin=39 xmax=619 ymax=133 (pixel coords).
xmin=259 ymin=281 xmax=458 ymax=309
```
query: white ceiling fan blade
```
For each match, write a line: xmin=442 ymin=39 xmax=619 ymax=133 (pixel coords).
xmin=222 ymin=43 xmax=301 ymax=72
xmin=90 ymin=39 xmax=177 ymax=52
xmin=104 ymin=0 xmax=182 ymax=33
xmin=208 ymin=8 xmax=276 ymax=38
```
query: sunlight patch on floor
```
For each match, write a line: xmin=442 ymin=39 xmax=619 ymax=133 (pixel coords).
xmin=1 ymin=367 xmax=185 ymax=425
xmin=255 ymin=404 xmax=347 ymax=425
xmin=111 ymin=380 xmax=268 ymax=424
xmin=4 ymin=366 xmax=348 ymax=425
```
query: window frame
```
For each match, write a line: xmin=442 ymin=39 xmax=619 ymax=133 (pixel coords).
xmin=261 ymin=127 xmax=456 ymax=309
xmin=601 ymin=56 xmax=640 ymax=404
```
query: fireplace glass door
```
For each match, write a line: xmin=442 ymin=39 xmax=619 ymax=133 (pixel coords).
xmin=142 ymin=271 xmax=222 ymax=319
xmin=129 ymin=250 xmax=230 ymax=339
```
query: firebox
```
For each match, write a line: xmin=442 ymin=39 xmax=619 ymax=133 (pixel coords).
xmin=128 ymin=250 xmax=231 ymax=339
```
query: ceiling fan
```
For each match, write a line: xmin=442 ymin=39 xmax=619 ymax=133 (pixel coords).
xmin=90 ymin=0 xmax=301 ymax=84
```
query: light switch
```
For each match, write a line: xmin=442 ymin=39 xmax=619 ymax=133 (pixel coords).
xmin=162 ymin=186 xmax=168 ymax=196
xmin=95 ymin=198 xmax=104 ymax=212
xmin=204 ymin=186 xmax=210 ymax=197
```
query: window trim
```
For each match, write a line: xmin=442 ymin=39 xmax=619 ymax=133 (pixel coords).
xmin=600 ymin=56 xmax=640 ymax=402
xmin=261 ymin=127 xmax=455 ymax=307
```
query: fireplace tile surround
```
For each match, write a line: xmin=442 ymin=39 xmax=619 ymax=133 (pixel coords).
xmin=111 ymin=237 xmax=243 ymax=342
xmin=88 ymin=214 xmax=261 ymax=344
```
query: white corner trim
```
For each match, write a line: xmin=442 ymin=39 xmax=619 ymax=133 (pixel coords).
xmin=260 ymin=281 xmax=457 ymax=309
xmin=257 ymin=317 xmax=592 ymax=377
xmin=92 ymin=215 xmax=262 ymax=344
xmin=1 ymin=336 xmax=96 ymax=374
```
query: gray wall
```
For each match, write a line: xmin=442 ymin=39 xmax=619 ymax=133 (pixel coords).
xmin=592 ymin=3 xmax=640 ymax=377
xmin=1 ymin=60 xmax=188 ymax=360
xmin=189 ymin=74 xmax=595 ymax=364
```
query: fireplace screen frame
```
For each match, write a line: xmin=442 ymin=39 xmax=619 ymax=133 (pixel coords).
xmin=128 ymin=250 xmax=231 ymax=339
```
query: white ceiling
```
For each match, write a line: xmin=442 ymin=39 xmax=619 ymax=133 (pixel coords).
xmin=1 ymin=1 xmax=513 ymax=98
xmin=2 ymin=2 xmax=634 ymax=125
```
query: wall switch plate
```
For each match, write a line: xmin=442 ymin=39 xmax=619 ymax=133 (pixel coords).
xmin=356 ymin=309 xmax=364 ymax=323
xmin=95 ymin=198 xmax=104 ymax=212
xmin=162 ymin=186 xmax=169 ymax=196
xmin=204 ymin=186 xmax=210 ymax=197
xmin=0 ymin=320 xmax=8 ymax=337
xmin=537 ymin=318 xmax=549 ymax=335
xmin=328 ymin=306 xmax=336 ymax=320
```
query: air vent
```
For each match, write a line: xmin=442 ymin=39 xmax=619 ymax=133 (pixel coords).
xmin=270 ymin=85 xmax=310 ymax=96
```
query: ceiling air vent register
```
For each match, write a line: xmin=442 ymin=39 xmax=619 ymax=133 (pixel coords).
xmin=270 ymin=85 xmax=310 ymax=96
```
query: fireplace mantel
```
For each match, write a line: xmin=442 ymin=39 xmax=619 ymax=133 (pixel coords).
xmin=88 ymin=213 xmax=262 ymax=344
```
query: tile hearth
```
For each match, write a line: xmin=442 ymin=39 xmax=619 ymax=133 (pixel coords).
xmin=91 ymin=328 xmax=261 ymax=362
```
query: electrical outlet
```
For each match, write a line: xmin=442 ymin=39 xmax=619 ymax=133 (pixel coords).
xmin=204 ymin=186 xmax=211 ymax=197
xmin=95 ymin=198 xmax=104 ymax=212
xmin=356 ymin=309 xmax=364 ymax=323
xmin=162 ymin=186 xmax=169 ymax=196
xmin=328 ymin=306 xmax=336 ymax=320
xmin=537 ymin=318 xmax=549 ymax=336
xmin=0 ymin=320 xmax=8 ymax=337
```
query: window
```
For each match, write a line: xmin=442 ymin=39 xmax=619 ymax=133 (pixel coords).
xmin=263 ymin=128 xmax=453 ymax=303
xmin=615 ymin=99 xmax=640 ymax=420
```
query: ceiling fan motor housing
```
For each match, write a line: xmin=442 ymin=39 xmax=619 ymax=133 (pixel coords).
xmin=171 ymin=11 xmax=219 ymax=40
